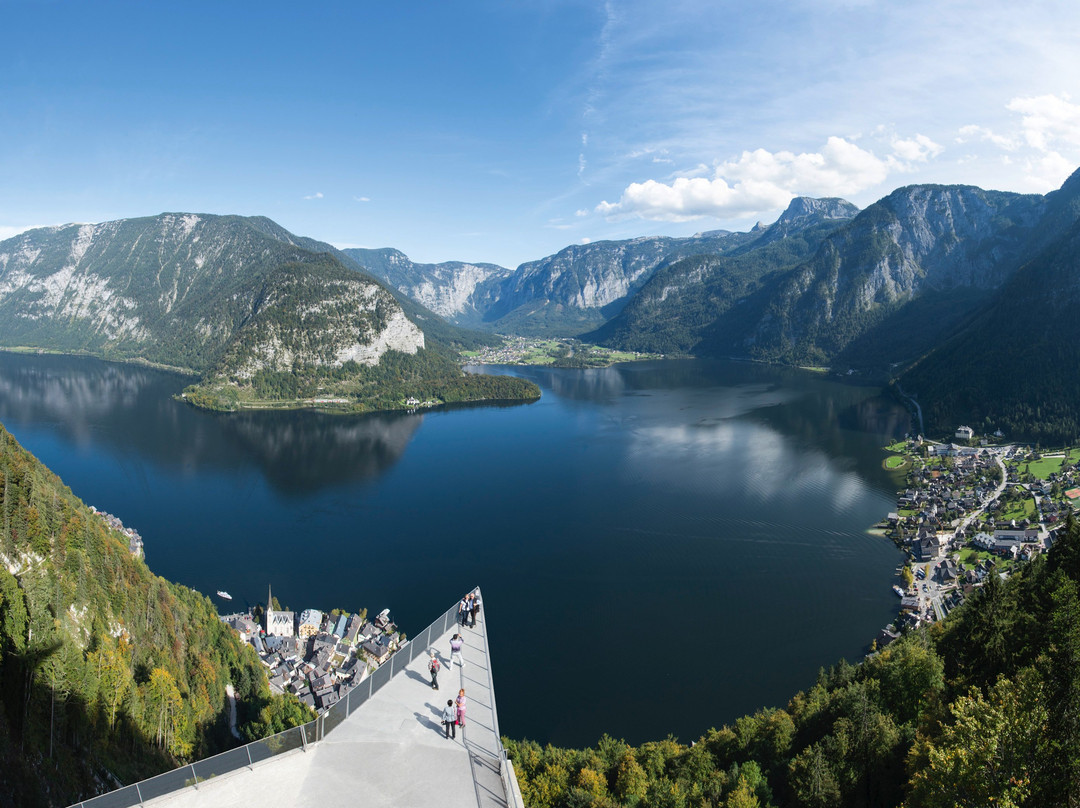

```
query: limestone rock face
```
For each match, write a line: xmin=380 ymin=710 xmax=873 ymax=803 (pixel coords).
xmin=0 ymin=213 xmax=425 ymax=376
xmin=749 ymin=185 xmax=1047 ymax=363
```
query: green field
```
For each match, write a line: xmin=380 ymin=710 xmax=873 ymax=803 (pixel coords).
xmin=884 ymin=455 xmax=909 ymax=470
xmin=999 ymin=496 xmax=1037 ymax=522
xmin=1017 ymin=448 xmax=1080 ymax=479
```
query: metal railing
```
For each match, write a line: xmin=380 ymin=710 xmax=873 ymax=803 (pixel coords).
xmin=72 ymin=597 xmax=466 ymax=808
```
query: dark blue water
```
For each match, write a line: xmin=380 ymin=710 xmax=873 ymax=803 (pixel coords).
xmin=0 ymin=352 xmax=907 ymax=747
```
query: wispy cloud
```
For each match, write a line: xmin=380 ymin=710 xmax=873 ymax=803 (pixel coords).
xmin=956 ymin=94 xmax=1080 ymax=191
xmin=353 ymin=196 xmax=371 ymax=203
xmin=303 ymin=192 xmax=324 ymax=200
xmin=956 ymin=125 xmax=1018 ymax=151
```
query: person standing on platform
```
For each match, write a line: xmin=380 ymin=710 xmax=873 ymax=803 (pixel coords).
xmin=456 ymin=688 xmax=467 ymax=730
xmin=442 ymin=699 xmax=457 ymax=739
xmin=449 ymin=633 xmax=465 ymax=669
xmin=429 ymin=651 xmax=441 ymax=690
xmin=459 ymin=594 xmax=470 ymax=627
xmin=468 ymin=591 xmax=481 ymax=626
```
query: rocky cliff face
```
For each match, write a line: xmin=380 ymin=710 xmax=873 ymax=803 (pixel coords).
xmin=749 ymin=185 xmax=1046 ymax=363
xmin=0 ymin=214 xmax=424 ymax=375
xmin=590 ymin=196 xmax=860 ymax=355
xmin=343 ymin=248 xmax=511 ymax=323
xmin=481 ymin=230 xmax=751 ymax=335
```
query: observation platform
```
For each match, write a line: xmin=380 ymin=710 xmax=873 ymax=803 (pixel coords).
xmin=74 ymin=591 xmax=520 ymax=808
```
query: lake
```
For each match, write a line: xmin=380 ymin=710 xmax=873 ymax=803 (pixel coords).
xmin=0 ymin=351 xmax=908 ymax=748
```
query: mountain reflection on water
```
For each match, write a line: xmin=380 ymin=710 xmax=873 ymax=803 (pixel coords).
xmin=0 ymin=352 xmax=422 ymax=492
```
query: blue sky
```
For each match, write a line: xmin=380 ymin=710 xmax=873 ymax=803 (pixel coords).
xmin=3 ymin=0 xmax=1079 ymax=268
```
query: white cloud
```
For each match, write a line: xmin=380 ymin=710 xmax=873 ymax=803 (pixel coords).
xmin=596 ymin=136 xmax=895 ymax=222
xmin=303 ymin=192 xmax=324 ymax=200
xmin=1006 ymin=94 xmax=1080 ymax=152
xmin=353 ymin=196 xmax=371 ymax=203
xmin=890 ymin=133 xmax=943 ymax=163
xmin=954 ymin=95 xmax=1080 ymax=191
xmin=1014 ymin=150 xmax=1076 ymax=192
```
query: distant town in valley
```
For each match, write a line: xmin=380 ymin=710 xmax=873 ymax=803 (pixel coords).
xmin=461 ymin=337 xmax=661 ymax=368
xmin=876 ymin=426 xmax=1080 ymax=646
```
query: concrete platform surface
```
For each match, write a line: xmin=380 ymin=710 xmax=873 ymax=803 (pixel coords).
xmin=144 ymin=598 xmax=509 ymax=808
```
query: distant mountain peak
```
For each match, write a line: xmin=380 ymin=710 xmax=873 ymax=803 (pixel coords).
xmin=777 ymin=196 xmax=860 ymax=224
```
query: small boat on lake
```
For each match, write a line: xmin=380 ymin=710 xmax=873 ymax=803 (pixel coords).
xmin=217 ymin=590 xmax=233 ymax=600
xmin=892 ymin=585 xmax=905 ymax=597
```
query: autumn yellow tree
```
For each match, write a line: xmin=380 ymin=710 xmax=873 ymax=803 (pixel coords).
xmin=89 ymin=635 xmax=132 ymax=730
xmin=144 ymin=667 xmax=190 ymax=758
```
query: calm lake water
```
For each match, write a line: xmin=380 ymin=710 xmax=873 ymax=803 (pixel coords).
xmin=0 ymin=352 xmax=908 ymax=747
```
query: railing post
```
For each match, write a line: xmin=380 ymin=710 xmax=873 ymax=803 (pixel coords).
xmin=246 ymin=742 xmax=254 ymax=771
xmin=135 ymin=782 xmax=144 ymax=806
xmin=189 ymin=763 xmax=199 ymax=790
xmin=301 ymin=723 xmax=308 ymax=752
xmin=346 ymin=688 xmax=351 ymax=716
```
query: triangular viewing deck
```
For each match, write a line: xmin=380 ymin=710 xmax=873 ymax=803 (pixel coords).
xmin=71 ymin=588 xmax=522 ymax=808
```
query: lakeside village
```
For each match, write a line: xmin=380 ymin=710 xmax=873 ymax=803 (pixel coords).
xmin=90 ymin=504 xmax=408 ymax=714
xmin=219 ymin=590 xmax=407 ymax=712
xmin=874 ymin=425 xmax=1080 ymax=648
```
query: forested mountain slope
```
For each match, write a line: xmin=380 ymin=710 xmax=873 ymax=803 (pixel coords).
xmin=898 ymin=170 xmax=1080 ymax=443
xmin=0 ymin=423 xmax=309 ymax=807
xmin=590 ymin=197 xmax=860 ymax=355
xmin=746 ymin=185 xmax=1045 ymax=366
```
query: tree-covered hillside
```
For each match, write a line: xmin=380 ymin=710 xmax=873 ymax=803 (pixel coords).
xmin=506 ymin=517 xmax=1080 ymax=808
xmin=898 ymin=172 xmax=1080 ymax=444
xmin=0 ymin=423 xmax=311 ymax=807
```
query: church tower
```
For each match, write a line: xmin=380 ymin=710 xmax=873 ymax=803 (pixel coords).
xmin=265 ymin=583 xmax=274 ymax=633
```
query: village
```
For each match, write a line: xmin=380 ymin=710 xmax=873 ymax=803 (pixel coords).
xmin=220 ymin=589 xmax=406 ymax=713
xmin=876 ymin=425 xmax=1080 ymax=646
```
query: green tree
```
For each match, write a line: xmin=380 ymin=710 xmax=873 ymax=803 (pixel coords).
xmin=905 ymin=670 xmax=1045 ymax=808
xmin=789 ymin=743 xmax=841 ymax=808
xmin=613 ymin=748 xmax=648 ymax=803
xmin=900 ymin=565 xmax=914 ymax=591
xmin=1036 ymin=575 xmax=1080 ymax=806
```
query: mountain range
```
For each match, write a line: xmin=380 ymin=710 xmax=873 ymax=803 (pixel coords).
xmin=348 ymin=170 xmax=1080 ymax=442
xmin=0 ymin=214 xmax=538 ymax=411
xmin=3 ymin=168 xmax=1080 ymax=439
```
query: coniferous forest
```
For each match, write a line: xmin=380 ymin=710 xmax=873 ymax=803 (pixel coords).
xmin=0 ymin=424 xmax=311 ymax=807
xmin=505 ymin=516 xmax=1080 ymax=808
